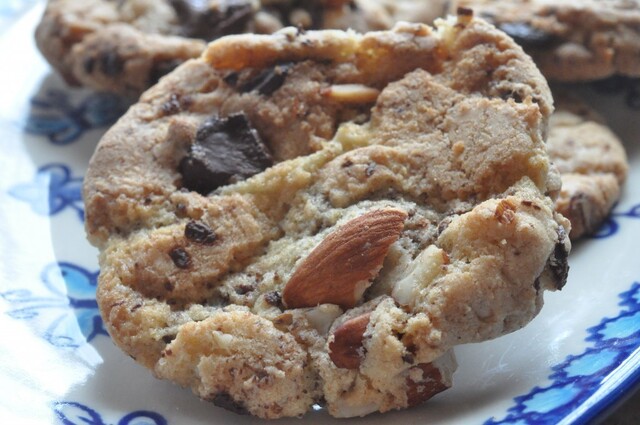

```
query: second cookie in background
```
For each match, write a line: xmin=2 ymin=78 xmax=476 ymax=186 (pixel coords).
xmin=547 ymin=94 xmax=629 ymax=239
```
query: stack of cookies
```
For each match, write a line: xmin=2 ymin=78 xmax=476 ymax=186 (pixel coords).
xmin=35 ymin=0 xmax=631 ymax=419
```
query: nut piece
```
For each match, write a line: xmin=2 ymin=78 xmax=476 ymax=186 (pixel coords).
xmin=329 ymin=313 xmax=371 ymax=369
xmin=406 ymin=363 xmax=449 ymax=407
xmin=304 ymin=304 xmax=344 ymax=335
xmin=282 ymin=209 xmax=408 ymax=309
xmin=322 ymin=84 xmax=381 ymax=104
xmin=392 ymin=245 xmax=447 ymax=307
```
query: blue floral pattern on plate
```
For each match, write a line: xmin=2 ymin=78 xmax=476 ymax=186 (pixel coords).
xmin=486 ymin=282 xmax=640 ymax=425
xmin=53 ymin=401 xmax=167 ymax=425
xmin=8 ymin=163 xmax=84 ymax=221
xmin=26 ymin=89 xmax=127 ymax=145
xmin=592 ymin=203 xmax=640 ymax=239
xmin=1 ymin=262 xmax=106 ymax=348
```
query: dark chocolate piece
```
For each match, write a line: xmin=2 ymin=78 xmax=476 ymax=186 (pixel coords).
xmin=162 ymin=334 xmax=176 ymax=344
xmin=92 ymin=50 xmax=124 ymax=77
xmin=235 ymin=283 xmax=255 ymax=295
xmin=498 ymin=22 xmax=557 ymax=48
xmin=238 ymin=63 xmax=293 ymax=96
xmin=169 ymin=247 xmax=192 ymax=269
xmin=83 ymin=56 xmax=95 ymax=74
xmin=264 ymin=291 xmax=283 ymax=308
xmin=185 ymin=220 xmax=217 ymax=244
xmin=170 ymin=0 xmax=254 ymax=40
xmin=179 ymin=114 xmax=273 ymax=195
xmin=548 ymin=226 xmax=569 ymax=289
xmin=99 ymin=51 xmax=124 ymax=76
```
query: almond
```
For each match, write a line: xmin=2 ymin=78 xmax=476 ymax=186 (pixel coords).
xmin=282 ymin=209 xmax=407 ymax=309
xmin=328 ymin=313 xmax=371 ymax=369
xmin=322 ymin=84 xmax=380 ymax=104
xmin=406 ymin=363 xmax=449 ymax=406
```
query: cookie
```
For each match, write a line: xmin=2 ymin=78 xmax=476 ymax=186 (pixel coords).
xmin=547 ymin=94 xmax=628 ymax=239
xmin=84 ymin=14 xmax=570 ymax=419
xmin=35 ymin=0 xmax=447 ymax=96
xmin=451 ymin=0 xmax=640 ymax=81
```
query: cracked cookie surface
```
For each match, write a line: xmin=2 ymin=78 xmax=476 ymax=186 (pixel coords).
xmin=35 ymin=0 xmax=447 ymax=96
xmin=84 ymin=15 xmax=570 ymax=419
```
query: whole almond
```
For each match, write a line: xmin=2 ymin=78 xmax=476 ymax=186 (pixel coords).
xmin=328 ymin=313 xmax=371 ymax=369
xmin=406 ymin=363 xmax=449 ymax=407
xmin=282 ymin=209 xmax=407 ymax=309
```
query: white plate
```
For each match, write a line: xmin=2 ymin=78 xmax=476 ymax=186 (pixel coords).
xmin=1 ymin=4 xmax=640 ymax=424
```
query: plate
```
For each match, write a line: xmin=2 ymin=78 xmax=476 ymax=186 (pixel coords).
xmin=1 ymin=3 xmax=639 ymax=424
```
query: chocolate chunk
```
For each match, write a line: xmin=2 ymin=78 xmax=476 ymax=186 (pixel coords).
xmin=498 ymin=22 xmax=557 ymax=48
xmin=179 ymin=114 xmax=273 ymax=195
xmin=83 ymin=56 xmax=95 ymax=74
xmin=170 ymin=0 xmax=255 ymax=40
xmin=264 ymin=291 xmax=283 ymax=308
xmin=211 ymin=392 xmax=248 ymax=415
xmin=185 ymin=220 xmax=217 ymax=244
xmin=169 ymin=247 xmax=192 ymax=269
xmin=238 ymin=63 xmax=293 ymax=96
xmin=548 ymin=226 xmax=569 ymax=289
xmin=235 ymin=283 xmax=255 ymax=295
xmin=99 ymin=51 xmax=124 ymax=76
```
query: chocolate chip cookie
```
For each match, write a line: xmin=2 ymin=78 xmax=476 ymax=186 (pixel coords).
xmin=35 ymin=0 xmax=448 ymax=96
xmin=548 ymin=94 xmax=628 ymax=239
xmin=84 ymin=13 xmax=570 ymax=418
xmin=452 ymin=0 xmax=640 ymax=81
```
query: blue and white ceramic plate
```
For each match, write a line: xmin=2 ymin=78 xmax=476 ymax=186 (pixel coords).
xmin=1 ymin=3 xmax=639 ymax=424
